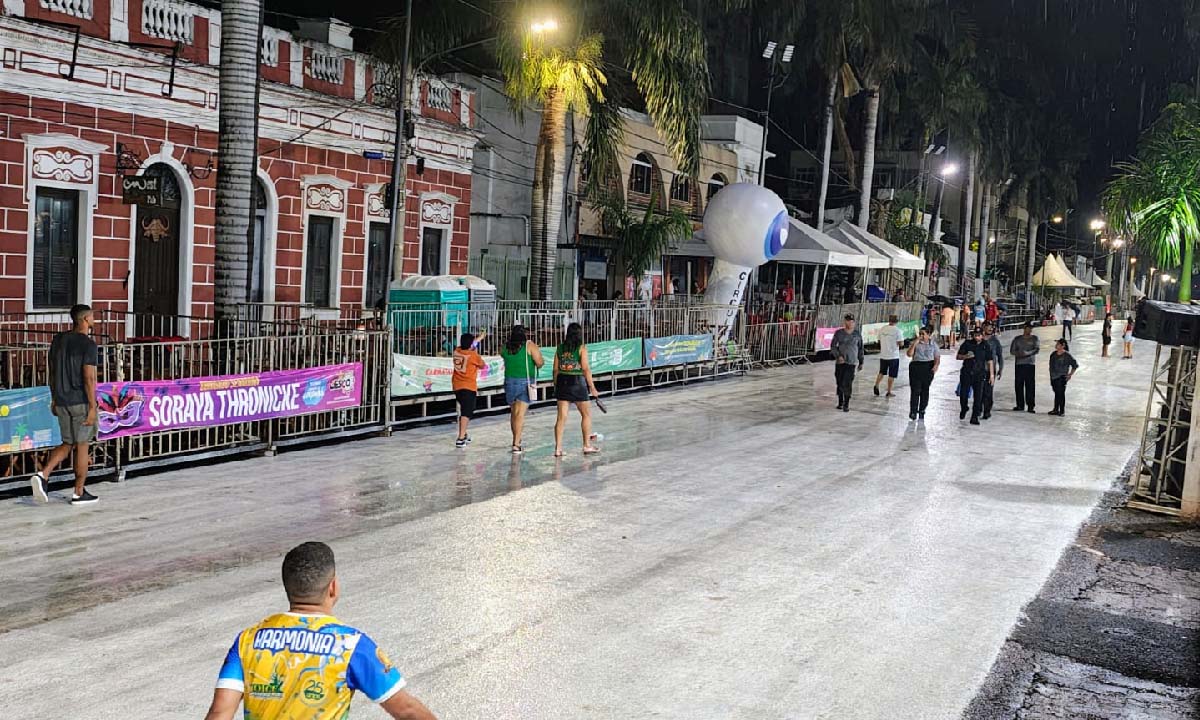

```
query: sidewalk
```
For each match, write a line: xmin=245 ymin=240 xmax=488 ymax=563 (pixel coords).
xmin=966 ymin=469 xmax=1200 ymax=719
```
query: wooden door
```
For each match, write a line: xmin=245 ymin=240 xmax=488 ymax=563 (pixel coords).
xmin=133 ymin=164 xmax=181 ymax=336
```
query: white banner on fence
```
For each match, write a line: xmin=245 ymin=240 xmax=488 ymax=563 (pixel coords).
xmin=391 ymin=354 xmax=506 ymax=396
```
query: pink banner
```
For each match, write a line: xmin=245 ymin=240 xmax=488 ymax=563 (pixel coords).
xmin=95 ymin=363 xmax=363 ymax=440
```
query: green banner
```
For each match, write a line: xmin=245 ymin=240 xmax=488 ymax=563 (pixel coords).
xmin=536 ymin=338 xmax=643 ymax=380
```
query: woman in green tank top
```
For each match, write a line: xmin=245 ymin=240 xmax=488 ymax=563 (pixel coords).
xmin=500 ymin=324 xmax=544 ymax=453
xmin=553 ymin=322 xmax=599 ymax=457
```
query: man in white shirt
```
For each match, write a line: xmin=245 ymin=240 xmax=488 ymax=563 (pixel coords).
xmin=873 ymin=314 xmax=903 ymax=398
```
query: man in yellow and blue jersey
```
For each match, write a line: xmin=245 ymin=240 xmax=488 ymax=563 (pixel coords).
xmin=203 ymin=542 xmax=437 ymax=720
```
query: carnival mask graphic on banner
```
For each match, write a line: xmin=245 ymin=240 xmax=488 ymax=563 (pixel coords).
xmin=95 ymin=364 xmax=363 ymax=440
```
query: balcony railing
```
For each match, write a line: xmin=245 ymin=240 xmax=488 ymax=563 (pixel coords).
xmin=40 ymin=0 xmax=93 ymax=20
xmin=141 ymin=0 xmax=194 ymax=44
xmin=309 ymin=52 xmax=345 ymax=84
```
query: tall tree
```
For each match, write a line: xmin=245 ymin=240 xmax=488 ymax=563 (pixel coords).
xmin=846 ymin=0 xmax=933 ymax=230
xmin=214 ymin=0 xmax=261 ymax=319
xmin=1105 ymin=99 xmax=1200 ymax=303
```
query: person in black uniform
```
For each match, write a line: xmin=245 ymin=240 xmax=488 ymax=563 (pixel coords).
xmin=956 ymin=327 xmax=995 ymax=426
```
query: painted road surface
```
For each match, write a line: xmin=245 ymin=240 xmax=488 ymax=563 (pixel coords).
xmin=0 ymin=324 xmax=1152 ymax=719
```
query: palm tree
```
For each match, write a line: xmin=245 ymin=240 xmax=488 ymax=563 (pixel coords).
xmin=499 ymin=32 xmax=607 ymax=301
xmin=846 ymin=0 xmax=935 ymax=230
xmin=387 ymin=1 xmax=712 ymax=301
xmin=1105 ymin=100 xmax=1200 ymax=303
xmin=214 ymin=0 xmax=261 ymax=321
xmin=596 ymin=186 xmax=693 ymax=281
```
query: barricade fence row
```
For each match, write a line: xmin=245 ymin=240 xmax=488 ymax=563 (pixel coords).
xmin=0 ymin=299 xmax=923 ymax=492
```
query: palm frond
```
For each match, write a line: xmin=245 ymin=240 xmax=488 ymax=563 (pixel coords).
xmin=581 ymin=93 xmax=626 ymax=204
xmin=620 ymin=0 xmax=710 ymax=176
xmin=597 ymin=187 xmax=693 ymax=279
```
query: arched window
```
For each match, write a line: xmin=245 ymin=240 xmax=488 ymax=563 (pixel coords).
xmin=706 ymin=173 xmax=728 ymax=202
xmin=629 ymin=152 xmax=656 ymax=196
xmin=670 ymin=175 xmax=693 ymax=204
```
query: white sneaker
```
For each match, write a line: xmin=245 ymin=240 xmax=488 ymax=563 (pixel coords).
xmin=30 ymin=472 xmax=48 ymax=503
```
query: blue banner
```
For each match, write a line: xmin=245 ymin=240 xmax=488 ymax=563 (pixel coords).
xmin=0 ymin=387 xmax=61 ymax=454
xmin=644 ymin=334 xmax=715 ymax=367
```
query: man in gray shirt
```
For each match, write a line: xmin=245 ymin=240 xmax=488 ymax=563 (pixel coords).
xmin=32 ymin=304 xmax=99 ymax=505
xmin=830 ymin=313 xmax=864 ymax=412
xmin=1010 ymin=321 xmax=1040 ymax=413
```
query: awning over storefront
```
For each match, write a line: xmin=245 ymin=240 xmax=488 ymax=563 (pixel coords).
xmin=830 ymin=222 xmax=925 ymax=271
xmin=825 ymin=221 xmax=892 ymax=269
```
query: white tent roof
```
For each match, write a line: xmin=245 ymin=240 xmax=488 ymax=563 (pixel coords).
xmin=825 ymin=221 xmax=892 ymax=269
xmin=1083 ymin=268 xmax=1110 ymax=287
xmin=1054 ymin=254 xmax=1094 ymax=288
xmin=690 ymin=218 xmax=871 ymax=268
xmin=777 ymin=218 xmax=868 ymax=267
xmin=1031 ymin=253 xmax=1092 ymax=289
xmin=830 ymin=221 xmax=925 ymax=271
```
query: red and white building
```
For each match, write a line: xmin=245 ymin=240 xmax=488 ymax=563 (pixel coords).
xmin=0 ymin=0 xmax=480 ymax=330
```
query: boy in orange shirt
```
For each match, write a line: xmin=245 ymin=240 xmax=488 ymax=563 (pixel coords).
xmin=452 ymin=332 xmax=486 ymax=448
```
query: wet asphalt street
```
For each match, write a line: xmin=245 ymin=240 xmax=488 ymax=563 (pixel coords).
xmin=0 ymin=324 xmax=1155 ymax=719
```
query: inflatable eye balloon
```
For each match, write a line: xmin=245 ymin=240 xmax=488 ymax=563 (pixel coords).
xmin=701 ymin=183 xmax=789 ymax=340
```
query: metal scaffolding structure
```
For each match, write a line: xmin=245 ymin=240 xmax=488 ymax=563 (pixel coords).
xmin=1128 ymin=343 xmax=1195 ymax=514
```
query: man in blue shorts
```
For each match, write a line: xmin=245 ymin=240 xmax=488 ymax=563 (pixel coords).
xmin=204 ymin=542 xmax=438 ymax=720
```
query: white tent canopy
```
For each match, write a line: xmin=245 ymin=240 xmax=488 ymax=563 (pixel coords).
xmin=1054 ymin=254 xmax=1094 ymax=288
xmin=1083 ymin=268 xmax=1110 ymax=288
xmin=829 ymin=221 xmax=925 ymax=271
xmin=1031 ymin=253 xmax=1092 ymax=289
xmin=690 ymin=217 xmax=873 ymax=268
xmin=825 ymin=221 xmax=891 ymax=269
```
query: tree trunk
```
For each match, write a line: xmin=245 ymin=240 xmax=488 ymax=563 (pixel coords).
xmin=215 ymin=0 xmax=261 ymax=319
xmin=833 ymin=99 xmax=858 ymax=193
xmin=529 ymin=90 xmax=568 ymax=301
xmin=815 ymin=65 xmax=838 ymax=230
xmin=977 ymin=182 xmax=992 ymax=286
xmin=1182 ymin=236 xmax=1194 ymax=303
xmin=857 ymin=87 xmax=880 ymax=229
xmin=956 ymin=148 xmax=976 ymax=294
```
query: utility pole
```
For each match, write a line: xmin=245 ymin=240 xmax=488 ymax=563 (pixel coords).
xmin=386 ymin=0 xmax=414 ymax=286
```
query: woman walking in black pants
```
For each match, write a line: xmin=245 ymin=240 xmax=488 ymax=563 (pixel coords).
xmin=906 ymin=325 xmax=941 ymax=420
xmin=1048 ymin=339 xmax=1079 ymax=416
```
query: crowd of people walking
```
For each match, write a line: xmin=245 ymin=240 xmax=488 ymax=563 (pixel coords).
xmin=830 ymin=309 xmax=1105 ymax=423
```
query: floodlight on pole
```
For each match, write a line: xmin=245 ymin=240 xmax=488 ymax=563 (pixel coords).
xmin=1052 ymin=215 xmax=1064 ymax=224
xmin=1089 ymin=219 xmax=1106 ymax=231
xmin=756 ymin=40 xmax=792 ymax=185
xmin=941 ymin=162 xmax=959 ymax=176
xmin=530 ymin=18 xmax=558 ymax=33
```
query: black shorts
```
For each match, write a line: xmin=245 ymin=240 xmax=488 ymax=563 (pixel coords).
xmin=879 ymin=358 xmax=899 ymax=378
xmin=555 ymin=374 xmax=590 ymax=402
xmin=455 ymin=389 xmax=477 ymax=419
xmin=1102 ymin=335 xmax=1112 ymax=346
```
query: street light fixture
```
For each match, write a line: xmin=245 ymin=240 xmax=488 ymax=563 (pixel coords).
xmin=1089 ymin=219 xmax=1106 ymax=231
xmin=1052 ymin=215 xmax=1065 ymax=224
xmin=941 ymin=162 xmax=959 ymax=176
xmin=757 ymin=41 xmax=794 ymax=184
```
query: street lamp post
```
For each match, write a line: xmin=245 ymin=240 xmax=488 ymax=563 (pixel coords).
xmin=757 ymin=42 xmax=793 ymax=185
xmin=925 ymin=162 xmax=958 ymax=293
xmin=1128 ymin=257 xmax=1138 ymax=309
